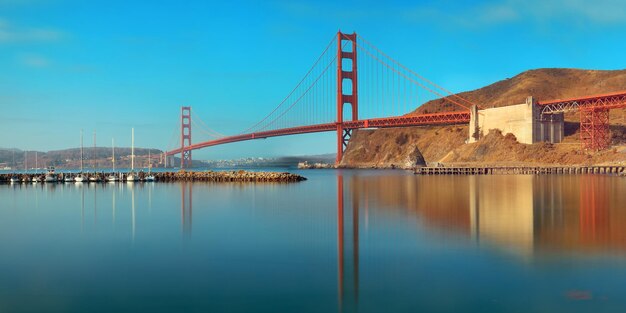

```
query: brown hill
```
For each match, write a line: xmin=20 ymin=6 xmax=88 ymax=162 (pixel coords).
xmin=341 ymin=68 xmax=626 ymax=168
xmin=415 ymin=68 xmax=626 ymax=114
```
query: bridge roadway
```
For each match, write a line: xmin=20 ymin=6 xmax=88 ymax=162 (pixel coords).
xmin=166 ymin=111 xmax=470 ymax=156
xmin=538 ymin=90 xmax=626 ymax=114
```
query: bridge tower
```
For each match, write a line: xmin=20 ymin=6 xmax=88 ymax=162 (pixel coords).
xmin=336 ymin=32 xmax=358 ymax=164
xmin=181 ymin=106 xmax=192 ymax=168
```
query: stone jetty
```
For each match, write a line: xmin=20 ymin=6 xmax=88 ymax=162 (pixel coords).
xmin=155 ymin=170 xmax=306 ymax=182
xmin=0 ymin=170 xmax=306 ymax=183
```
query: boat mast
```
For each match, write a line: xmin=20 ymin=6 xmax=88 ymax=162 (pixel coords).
xmin=131 ymin=128 xmax=135 ymax=171
xmin=80 ymin=130 xmax=84 ymax=173
xmin=112 ymin=138 xmax=115 ymax=172
xmin=24 ymin=151 xmax=27 ymax=172
xmin=35 ymin=152 xmax=38 ymax=172
xmin=93 ymin=130 xmax=97 ymax=172
xmin=148 ymin=150 xmax=151 ymax=174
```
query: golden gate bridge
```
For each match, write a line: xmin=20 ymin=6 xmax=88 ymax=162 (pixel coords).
xmin=165 ymin=31 xmax=626 ymax=168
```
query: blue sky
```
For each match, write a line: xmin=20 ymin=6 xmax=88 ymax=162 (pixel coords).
xmin=1 ymin=0 xmax=626 ymax=159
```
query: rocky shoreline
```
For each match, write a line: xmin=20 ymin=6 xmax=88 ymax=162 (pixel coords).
xmin=0 ymin=170 xmax=306 ymax=183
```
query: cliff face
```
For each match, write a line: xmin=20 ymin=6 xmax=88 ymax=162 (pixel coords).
xmin=341 ymin=68 xmax=626 ymax=168
xmin=339 ymin=125 xmax=467 ymax=169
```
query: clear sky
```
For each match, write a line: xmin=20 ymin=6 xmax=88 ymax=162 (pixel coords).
xmin=1 ymin=0 xmax=625 ymax=159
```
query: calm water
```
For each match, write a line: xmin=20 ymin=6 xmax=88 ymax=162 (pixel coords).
xmin=1 ymin=170 xmax=626 ymax=313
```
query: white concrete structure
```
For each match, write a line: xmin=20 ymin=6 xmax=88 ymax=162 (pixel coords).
xmin=469 ymin=96 xmax=564 ymax=144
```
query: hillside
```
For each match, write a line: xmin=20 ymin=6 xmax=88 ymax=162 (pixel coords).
xmin=415 ymin=68 xmax=626 ymax=114
xmin=341 ymin=68 xmax=626 ymax=169
xmin=0 ymin=147 xmax=163 ymax=169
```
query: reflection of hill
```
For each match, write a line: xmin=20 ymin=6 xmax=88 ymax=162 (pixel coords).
xmin=346 ymin=174 xmax=626 ymax=257
xmin=351 ymin=175 xmax=472 ymax=235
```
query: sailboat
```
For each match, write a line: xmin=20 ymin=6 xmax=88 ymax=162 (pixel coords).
xmin=89 ymin=131 xmax=101 ymax=182
xmin=10 ymin=150 xmax=20 ymax=183
xmin=75 ymin=130 xmax=85 ymax=182
xmin=32 ymin=152 xmax=41 ymax=183
xmin=126 ymin=128 xmax=138 ymax=182
xmin=145 ymin=150 xmax=155 ymax=182
xmin=107 ymin=138 xmax=119 ymax=182
xmin=21 ymin=151 xmax=29 ymax=182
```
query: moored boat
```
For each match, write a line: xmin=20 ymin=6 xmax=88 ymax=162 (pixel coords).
xmin=45 ymin=166 xmax=57 ymax=182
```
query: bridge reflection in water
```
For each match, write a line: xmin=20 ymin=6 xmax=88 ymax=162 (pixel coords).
xmin=342 ymin=174 xmax=626 ymax=256
xmin=334 ymin=172 xmax=626 ymax=310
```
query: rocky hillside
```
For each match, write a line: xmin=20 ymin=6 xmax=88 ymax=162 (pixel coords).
xmin=341 ymin=68 xmax=626 ymax=168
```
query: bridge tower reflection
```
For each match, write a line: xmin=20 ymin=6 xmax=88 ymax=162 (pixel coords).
xmin=579 ymin=176 xmax=609 ymax=243
xmin=181 ymin=182 xmax=193 ymax=236
xmin=337 ymin=174 xmax=359 ymax=311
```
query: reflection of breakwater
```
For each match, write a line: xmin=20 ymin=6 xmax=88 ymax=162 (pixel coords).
xmin=0 ymin=171 xmax=306 ymax=183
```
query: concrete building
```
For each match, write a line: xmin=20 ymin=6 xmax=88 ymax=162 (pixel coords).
xmin=469 ymin=96 xmax=564 ymax=144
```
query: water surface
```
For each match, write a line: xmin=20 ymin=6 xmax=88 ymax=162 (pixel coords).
xmin=1 ymin=170 xmax=626 ymax=312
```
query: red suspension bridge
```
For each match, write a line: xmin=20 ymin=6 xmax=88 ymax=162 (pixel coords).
xmin=165 ymin=31 xmax=626 ymax=167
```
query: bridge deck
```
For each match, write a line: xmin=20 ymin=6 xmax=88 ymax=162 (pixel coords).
xmin=166 ymin=111 xmax=470 ymax=155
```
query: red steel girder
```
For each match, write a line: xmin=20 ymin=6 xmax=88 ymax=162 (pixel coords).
xmin=538 ymin=90 xmax=626 ymax=114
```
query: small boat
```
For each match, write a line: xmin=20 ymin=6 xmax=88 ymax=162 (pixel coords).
xmin=32 ymin=176 xmax=41 ymax=183
xmin=126 ymin=173 xmax=138 ymax=182
xmin=74 ymin=174 xmax=85 ymax=183
xmin=45 ymin=166 xmax=57 ymax=182
xmin=64 ymin=175 xmax=74 ymax=182
xmin=89 ymin=175 xmax=101 ymax=182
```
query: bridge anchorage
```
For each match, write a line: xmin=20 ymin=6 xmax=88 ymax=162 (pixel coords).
xmin=165 ymin=31 xmax=626 ymax=167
